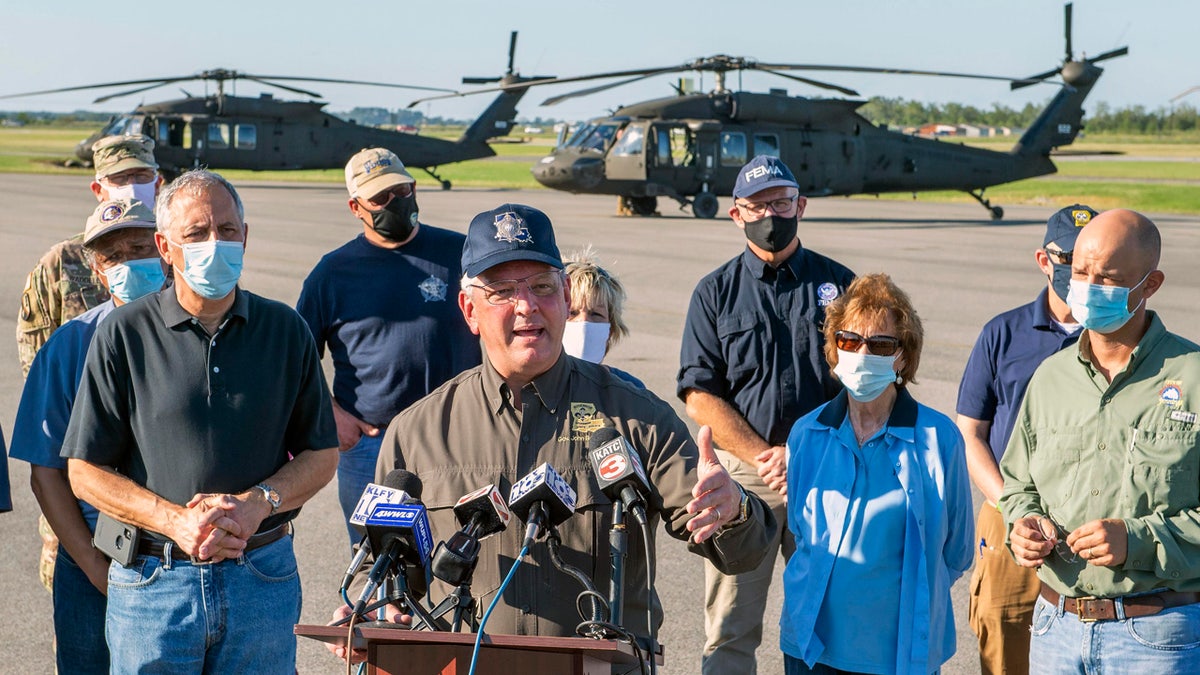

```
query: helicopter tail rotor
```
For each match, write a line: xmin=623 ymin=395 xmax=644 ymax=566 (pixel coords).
xmin=1011 ymin=2 xmax=1127 ymax=90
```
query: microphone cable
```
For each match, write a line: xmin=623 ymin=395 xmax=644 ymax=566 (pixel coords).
xmin=468 ymin=542 xmax=530 ymax=675
xmin=638 ymin=518 xmax=658 ymax=675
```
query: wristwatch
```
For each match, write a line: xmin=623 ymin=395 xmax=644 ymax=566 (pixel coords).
xmin=255 ymin=483 xmax=281 ymax=514
xmin=721 ymin=485 xmax=751 ymax=529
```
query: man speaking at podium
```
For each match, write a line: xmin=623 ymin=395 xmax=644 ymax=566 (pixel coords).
xmin=335 ymin=203 xmax=775 ymax=661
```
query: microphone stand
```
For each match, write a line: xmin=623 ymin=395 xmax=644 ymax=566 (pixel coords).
xmin=609 ymin=500 xmax=628 ymax=628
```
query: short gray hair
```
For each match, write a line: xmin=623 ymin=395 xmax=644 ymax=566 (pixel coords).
xmin=154 ymin=169 xmax=245 ymax=237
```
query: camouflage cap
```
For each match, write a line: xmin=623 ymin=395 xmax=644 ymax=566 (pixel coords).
xmin=345 ymin=147 xmax=414 ymax=200
xmin=84 ymin=198 xmax=156 ymax=245
xmin=92 ymin=134 xmax=158 ymax=179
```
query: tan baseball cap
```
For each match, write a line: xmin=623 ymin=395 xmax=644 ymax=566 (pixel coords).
xmin=92 ymin=134 xmax=158 ymax=179
xmin=84 ymin=198 xmax=156 ymax=245
xmin=345 ymin=147 xmax=414 ymax=200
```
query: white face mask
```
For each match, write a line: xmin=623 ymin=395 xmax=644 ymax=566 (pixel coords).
xmin=103 ymin=179 xmax=157 ymax=207
xmin=833 ymin=349 xmax=899 ymax=402
xmin=562 ymin=321 xmax=610 ymax=364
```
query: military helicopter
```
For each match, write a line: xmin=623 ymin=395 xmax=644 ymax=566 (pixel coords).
xmin=0 ymin=32 xmax=546 ymax=188
xmin=415 ymin=4 xmax=1125 ymax=218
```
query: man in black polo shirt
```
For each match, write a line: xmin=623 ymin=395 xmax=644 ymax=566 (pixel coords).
xmin=62 ymin=170 xmax=338 ymax=674
xmin=678 ymin=155 xmax=854 ymax=674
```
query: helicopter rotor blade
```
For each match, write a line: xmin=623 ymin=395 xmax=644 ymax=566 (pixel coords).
xmin=1065 ymin=2 xmax=1074 ymax=62
xmin=250 ymin=76 xmax=456 ymax=94
xmin=507 ymin=31 xmax=518 ymax=76
xmin=0 ymin=76 xmax=195 ymax=101
xmin=1010 ymin=66 xmax=1063 ymax=90
xmin=93 ymin=82 xmax=179 ymax=104
xmin=760 ymin=70 xmax=858 ymax=96
xmin=408 ymin=66 xmax=683 ymax=108
xmin=758 ymin=62 xmax=1035 ymax=86
xmin=1171 ymin=86 xmax=1200 ymax=103
xmin=1086 ymin=46 xmax=1129 ymax=64
xmin=243 ymin=77 xmax=324 ymax=98
xmin=541 ymin=73 xmax=674 ymax=106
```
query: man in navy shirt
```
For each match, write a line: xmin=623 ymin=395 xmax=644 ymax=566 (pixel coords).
xmin=678 ymin=155 xmax=854 ymax=674
xmin=296 ymin=148 xmax=481 ymax=545
xmin=956 ymin=204 xmax=1096 ymax=675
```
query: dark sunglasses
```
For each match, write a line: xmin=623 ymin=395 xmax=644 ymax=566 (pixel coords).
xmin=834 ymin=330 xmax=902 ymax=357
xmin=1044 ymin=247 xmax=1073 ymax=266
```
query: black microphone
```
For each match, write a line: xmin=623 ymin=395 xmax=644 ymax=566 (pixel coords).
xmin=432 ymin=484 xmax=512 ymax=586
xmin=508 ymin=462 xmax=577 ymax=548
xmin=353 ymin=479 xmax=434 ymax=617
xmin=587 ymin=427 xmax=652 ymax=526
xmin=340 ymin=469 xmax=422 ymax=592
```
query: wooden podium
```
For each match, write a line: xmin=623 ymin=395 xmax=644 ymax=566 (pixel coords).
xmin=296 ymin=624 xmax=662 ymax=675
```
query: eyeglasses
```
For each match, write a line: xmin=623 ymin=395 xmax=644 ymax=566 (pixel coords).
xmin=734 ymin=195 xmax=797 ymax=218
xmin=101 ymin=169 xmax=157 ymax=187
xmin=469 ymin=271 xmax=564 ymax=306
xmin=364 ymin=183 xmax=414 ymax=209
xmin=834 ymin=330 xmax=902 ymax=357
xmin=1038 ymin=515 xmax=1078 ymax=563
xmin=1044 ymin=247 xmax=1073 ymax=266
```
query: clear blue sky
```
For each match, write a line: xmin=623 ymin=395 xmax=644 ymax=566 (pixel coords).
xmin=1 ymin=0 xmax=1192 ymax=123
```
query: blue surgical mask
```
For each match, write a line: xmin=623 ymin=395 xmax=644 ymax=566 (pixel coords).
xmin=834 ymin=349 xmax=899 ymax=402
xmin=171 ymin=239 xmax=244 ymax=300
xmin=1066 ymin=271 xmax=1150 ymax=334
xmin=103 ymin=257 xmax=166 ymax=304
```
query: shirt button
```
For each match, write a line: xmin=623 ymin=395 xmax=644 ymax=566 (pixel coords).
xmin=1091 ymin=489 xmax=1099 ymax=496
xmin=211 ymin=339 xmax=217 ymax=347
xmin=1173 ymin=571 xmax=1181 ymax=579
xmin=907 ymin=488 xmax=914 ymax=495
xmin=1098 ymin=443 xmax=1107 ymax=451
xmin=213 ymin=366 xmax=220 ymax=373
xmin=867 ymin=441 xmax=874 ymax=447
xmin=1101 ymin=396 xmax=1111 ymax=405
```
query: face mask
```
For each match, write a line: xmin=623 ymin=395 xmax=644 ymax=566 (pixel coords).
xmin=103 ymin=257 xmax=166 ymax=304
xmin=834 ymin=349 xmax=899 ymax=403
xmin=1050 ymin=263 xmax=1072 ymax=303
xmin=171 ymin=239 xmax=244 ymax=300
xmin=1066 ymin=271 xmax=1150 ymax=334
xmin=562 ymin=321 xmax=610 ymax=364
xmin=103 ymin=179 xmax=157 ymax=207
xmin=368 ymin=193 xmax=419 ymax=242
xmin=742 ymin=214 xmax=798 ymax=253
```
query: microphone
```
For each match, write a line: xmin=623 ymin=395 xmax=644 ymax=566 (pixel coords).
xmin=587 ymin=428 xmax=651 ymax=526
xmin=508 ymin=463 xmax=577 ymax=547
xmin=340 ymin=469 xmax=422 ymax=592
xmin=432 ymin=484 xmax=512 ymax=586
xmin=353 ymin=487 xmax=434 ymax=617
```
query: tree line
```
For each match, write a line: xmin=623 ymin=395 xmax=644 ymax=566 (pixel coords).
xmin=858 ymin=97 xmax=1199 ymax=134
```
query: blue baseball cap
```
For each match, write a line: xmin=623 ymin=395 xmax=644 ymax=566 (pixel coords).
xmin=461 ymin=204 xmax=564 ymax=278
xmin=732 ymin=155 xmax=799 ymax=199
xmin=1043 ymin=204 xmax=1097 ymax=249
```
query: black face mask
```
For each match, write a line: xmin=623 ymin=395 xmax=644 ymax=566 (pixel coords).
xmin=742 ymin=214 xmax=798 ymax=253
xmin=1050 ymin=262 xmax=1072 ymax=303
xmin=368 ymin=193 xmax=419 ymax=242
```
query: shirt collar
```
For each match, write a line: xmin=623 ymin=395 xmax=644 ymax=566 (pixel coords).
xmin=1076 ymin=310 xmax=1167 ymax=378
xmin=480 ymin=350 xmax=570 ymax=416
xmin=1031 ymin=286 xmax=1054 ymax=329
xmin=740 ymin=244 xmax=805 ymax=281
xmin=815 ymin=388 xmax=919 ymax=443
xmin=157 ymin=286 xmax=248 ymax=329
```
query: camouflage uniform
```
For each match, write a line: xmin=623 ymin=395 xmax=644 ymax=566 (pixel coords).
xmin=17 ymin=234 xmax=110 ymax=376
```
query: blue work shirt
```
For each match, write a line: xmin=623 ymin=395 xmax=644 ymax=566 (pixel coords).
xmin=297 ymin=227 xmax=482 ymax=426
xmin=10 ymin=300 xmax=115 ymax=529
xmin=781 ymin=390 xmax=974 ymax=675
xmin=956 ymin=287 xmax=1080 ymax=462
xmin=678 ymin=245 xmax=854 ymax=444
xmin=0 ymin=425 xmax=10 ymax=513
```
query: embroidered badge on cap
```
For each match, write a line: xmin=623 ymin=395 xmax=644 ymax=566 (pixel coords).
xmin=1159 ymin=382 xmax=1183 ymax=407
xmin=101 ymin=204 xmax=125 ymax=221
xmin=1072 ymin=210 xmax=1092 ymax=227
xmin=817 ymin=282 xmax=839 ymax=307
xmin=363 ymin=156 xmax=392 ymax=175
xmin=494 ymin=211 xmax=532 ymax=244
xmin=418 ymin=274 xmax=447 ymax=302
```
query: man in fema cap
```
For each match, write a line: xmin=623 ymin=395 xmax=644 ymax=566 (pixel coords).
xmin=678 ymin=154 xmax=855 ymax=673
xmin=955 ymin=203 xmax=1096 ymax=675
xmin=331 ymin=203 xmax=775 ymax=665
xmin=296 ymin=147 xmax=479 ymax=547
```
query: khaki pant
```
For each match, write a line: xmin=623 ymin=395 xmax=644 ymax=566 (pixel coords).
xmin=702 ymin=450 xmax=793 ymax=675
xmin=968 ymin=504 xmax=1041 ymax=675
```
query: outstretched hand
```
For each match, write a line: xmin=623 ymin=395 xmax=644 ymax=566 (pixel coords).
xmin=686 ymin=426 xmax=741 ymax=543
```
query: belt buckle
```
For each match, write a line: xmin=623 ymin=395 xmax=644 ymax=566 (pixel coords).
xmin=188 ymin=555 xmax=218 ymax=566
xmin=1075 ymin=596 xmax=1102 ymax=623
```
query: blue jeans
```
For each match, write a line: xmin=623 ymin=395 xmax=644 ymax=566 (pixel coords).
xmin=1030 ymin=593 xmax=1200 ymax=674
xmin=105 ymin=534 xmax=301 ymax=674
xmin=54 ymin=545 xmax=109 ymax=675
xmin=337 ymin=431 xmax=384 ymax=546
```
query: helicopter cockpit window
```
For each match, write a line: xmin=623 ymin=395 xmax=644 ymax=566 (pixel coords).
xmin=610 ymin=125 xmax=645 ymax=157
xmin=720 ymin=131 xmax=747 ymax=167
xmin=754 ymin=133 xmax=780 ymax=158
xmin=235 ymin=124 xmax=257 ymax=150
xmin=207 ymin=124 xmax=231 ymax=149
xmin=104 ymin=116 xmax=143 ymax=137
xmin=576 ymin=123 xmax=620 ymax=153
xmin=564 ymin=123 xmax=595 ymax=148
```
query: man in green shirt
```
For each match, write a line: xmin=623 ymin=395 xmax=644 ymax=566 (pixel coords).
xmin=999 ymin=209 xmax=1200 ymax=672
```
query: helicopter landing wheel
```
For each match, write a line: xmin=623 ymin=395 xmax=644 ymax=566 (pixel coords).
xmin=966 ymin=189 xmax=1004 ymax=221
xmin=440 ymin=180 xmax=452 ymax=191
xmin=692 ymin=192 xmax=719 ymax=219
xmin=991 ymin=206 xmax=1004 ymax=220
xmin=623 ymin=196 xmax=659 ymax=217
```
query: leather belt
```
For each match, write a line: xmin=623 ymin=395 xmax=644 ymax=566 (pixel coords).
xmin=1040 ymin=583 xmax=1200 ymax=622
xmin=137 ymin=524 xmax=290 ymax=564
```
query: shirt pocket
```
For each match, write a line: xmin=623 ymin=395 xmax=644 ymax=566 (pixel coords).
xmin=717 ymin=312 xmax=765 ymax=387
xmin=1029 ymin=427 xmax=1083 ymax=507
xmin=1125 ymin=428 xmax=1200 ymax=515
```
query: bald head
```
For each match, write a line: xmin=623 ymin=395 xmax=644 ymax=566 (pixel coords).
xmin=1072 ymin=209 xmax=1161 ymax=284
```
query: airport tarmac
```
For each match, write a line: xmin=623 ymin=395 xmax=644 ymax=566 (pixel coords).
xmin=1 ymin=174 xmax=1198 ymax=674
